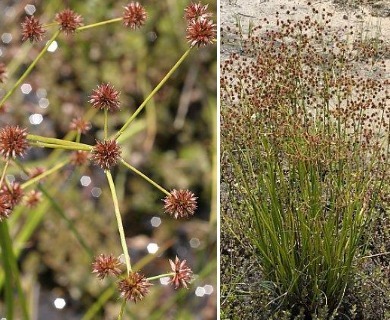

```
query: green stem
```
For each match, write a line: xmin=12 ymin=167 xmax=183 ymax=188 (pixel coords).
xmin=77 ymin=18 xmax=123 ymax=31
xmin=21 ymin=159 xmax=69 ymax=189
xmin=104 ymin=108 xmax=108 ymax=140
xmin=0 ymin=30 xmax=60 ymax=107
xmin=28 ymin=134 xmax=92 ymax=151
xmin=147 ymin=273 xmax=175 ymax=282
xmin=120 ymin=159 xmax=170 ymax=196
xmin=0 ymin=160 xmax=9 ymax=187
xmin=0 ymin=221 xmax=30 ymax=320
xmin=105 ymin=170 xmax=132 ymax=274
xmin=117 ymin=300 xmax=126 ymax=320
xmin=30 ymin=141 xmax=92 ymax=151
xmin=113 ymin=48 xmax=193 ymax=140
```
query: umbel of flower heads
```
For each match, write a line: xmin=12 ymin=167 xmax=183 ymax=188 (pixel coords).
xmin=0 ymin=0 xmax=215 ymax=312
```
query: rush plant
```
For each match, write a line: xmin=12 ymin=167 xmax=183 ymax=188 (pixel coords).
xmin=0 ymin=2 xmax=216 ymax=319
xmin=221 ymin=4 xmax=389 ymax=318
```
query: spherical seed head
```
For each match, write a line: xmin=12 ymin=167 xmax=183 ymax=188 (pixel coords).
xmin=24 ymin=190 xmax=42 ymax=208
xmin=117 ymin=272 xmax=152 ymax=303
xmin=169 ymin=256 xmax=193 ymax=289
xmin=91 ymin=140 xmax=122 ymax=170
xmin=163 ymin=189 xmax=197 ymax=219
xmin=69 ymin=117 xmax=92 ymax=134
xmin=0 ymin=182 xmax=23 ymax=208
xmin=122 ymin=2 xmax=147 ymax=30
xmin=89 ymin=83 xmax=121 ymax=112
xmin=70 ymin=150 xmax=90 ymax=166
xmin=55 ymin=9 xmax=83 ymax=35
xmin=21 ymin=16 xmax=46 ymax=43
xmin=0 ymin=126 xmax=29 ymax=159
xmin=92 ymin=254 xmax=123 ymax=280
xmin=184 ymin=2 xmax=212 ymax=21
xmin=0 ymin=63 xmax=7 ymax=83
xmin=0 ymin=195 xmax=12 ymax=221
xmin=186 ymin=18 xmax=216 ymax=47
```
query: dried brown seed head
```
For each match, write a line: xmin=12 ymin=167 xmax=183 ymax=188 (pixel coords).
xmin=122 ymin=2 xmax=147 ymax=30
xmin=0 ymin=195 xmax=12 ymax=221
xmin=186 ymin=18 xmax=216 ymax=47
xmin=92 ymin=254 xmax=123 ymax=280
xmin=117 ymin=272 xmax=152 ymax=303
xmin=0 ymin=182 xmax=23 ymax=208
xmin=89 ymin=83 xmax=121 ymax=112
xmin=184 ymin=2 xmax=212 ymax=21
xmin=21 ymin=16 xmax=46 ymax=42
xmin=169 ymin=256 xmax=193 ymax=289
xmin=24 ymin=190 xmax=42 ymax=208
xmin=69 ymin=117 xmax=91 ymax=134
xmin=0 ymin=126 xmax=29 ymax=159
xmin=55 ymin=9 xmax=83 ymax=34
xmin=91 ymin=140 xmax=122 ymax=170
xmin=163 ymin=189 xmax=197 ymax=219
xmin=70 ymin=150 xmax=90 ymax=166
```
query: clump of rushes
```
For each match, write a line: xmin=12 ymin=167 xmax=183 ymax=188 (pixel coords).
xmin=0 ymin=126 xmax=29 ymax=159
xmin=221 ymin=5 xmax=389 ymax=318
xmin=0 ymin=2 xmax=214 ymax=317
xmin=163 ymin=189 xmax=198 ymax=219
xmin=0 ymin=62 xmax=6 ymax=83
xmin=122 ymin=2 xmax=147 ymax=29
xmin=91 ymin=140 xmax=122 ymax=170
xmin=21 ymin=16 xmax=46 ymax=42
xmin=55 ymin=9 xmax=83 ymax=34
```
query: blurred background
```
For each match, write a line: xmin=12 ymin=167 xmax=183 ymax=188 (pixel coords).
xmin=0 ymin=0 xmax=217 ymax=319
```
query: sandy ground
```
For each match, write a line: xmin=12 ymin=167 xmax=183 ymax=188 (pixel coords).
xmin=220 ymin=0 xmax=390 ymax=72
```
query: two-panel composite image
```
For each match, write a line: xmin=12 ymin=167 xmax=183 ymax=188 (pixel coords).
xmin=0 ymin=0 xmax=388 ymax=319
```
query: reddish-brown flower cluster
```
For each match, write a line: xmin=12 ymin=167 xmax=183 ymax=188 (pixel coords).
xmin=122 ymin=2 xmax=147 ymax=29
xmin=92 ymin=254 xmax=123 ymax=280
xmin=0 ymin=195 xmax=12 ymax=221
xmin=163 ymin=189 xmax=197 ymax=219
xmin=0 ymin=62 xmax=7 ymax=83
xmin=89 ymin=83 xmax=121 ymax=112
xmin=184 ymin=2 xmax=216 ymax=47
xmin=70 ymin=150 xmax=90 ymax=166
xmin=21 ymin=16 xmax=46 ymax=42
xmin=0 ymin=182 xmax=24 ymax=220
xmin=55 ymin=9 xmax=83 ymax=34
xmin=23 ymin=190 xmax=42 ymax=208
xmin=117 ymin=272 xmax=152 ymax=303
xmin=0 ymin=126 xmax=29 ymax=159
xmin=69 ymin=117 xmax=92 ymax=134
xmin=0 ymin=182 xmax=23 ymax=208
xmin=184 ymin=2 xmax=212 ymax=21
xmin=91 ymin=140 xmax=122 ymax=170
xmin=169 ymin=256 xmax=193 ymax=289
